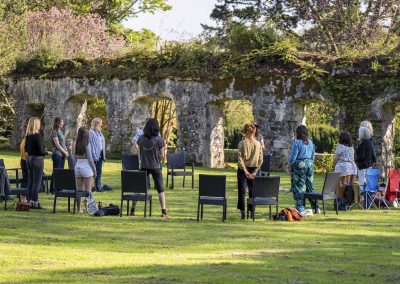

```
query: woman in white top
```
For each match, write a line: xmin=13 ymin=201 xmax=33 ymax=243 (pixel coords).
xmin=333 ymin=130 xmax=357 ymax=195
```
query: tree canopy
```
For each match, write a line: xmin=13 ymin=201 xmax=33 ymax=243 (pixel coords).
xmin=205 ymin=0 xmax=400 ymax=56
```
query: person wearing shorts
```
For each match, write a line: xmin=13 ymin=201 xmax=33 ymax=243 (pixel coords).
xmin=133 ymin=118 xmax=170 ymax=219
xmin=74 ymin=127 xmax=96 ymax=213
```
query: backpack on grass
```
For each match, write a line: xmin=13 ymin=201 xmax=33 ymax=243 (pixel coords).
xmin=94 ymin=204 xmax=120 ymax=216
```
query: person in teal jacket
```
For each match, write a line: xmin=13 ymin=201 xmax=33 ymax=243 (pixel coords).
xmin=287 ymin=125 xmax=320 ymax=213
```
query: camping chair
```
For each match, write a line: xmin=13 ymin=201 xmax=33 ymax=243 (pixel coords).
xmin=260 ymin=154 xmax=271 ymax=177
xmin=363 ymin=168 xmax=380 ymax=210
xmin=52 ymin=169 xmax=88 ymax=214
xmin=120 ymin=171 xmax=152 ymax=217
xmin=304 ymin=172 xmax=340 ymax=215
xmin=371 ymin=179 xmax=390 ymax=210
xmin=0 ymin=167 xmax=29 ymax=210
xmin=247 ymin=176 xmax=280 ymax=221
xmin=197 ymin=174 xmax=227 ymax=222
xmin=166 ymin=153 xmax=194 ymax=189
xmin=364 ymin=168 xmax=389 ymax=210
xmin=121 ymin=154 xmax=140 ymax=171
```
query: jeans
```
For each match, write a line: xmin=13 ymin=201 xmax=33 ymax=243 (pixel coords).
xmin=358 ymin=168 xmax=368 ymax=193
xmin=50 ymin=153 xmax=65 ymax=193
xmin=237 ymin=167 xmax=257 ymax=211
xmin=27 ymin=156 xmax=44 ymax=202
xmin=95 ymin=156 xmax=103 ymax=190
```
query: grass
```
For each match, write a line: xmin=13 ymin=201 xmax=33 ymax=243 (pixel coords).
xmin=0 ymin=150 xmax=400 ymax=283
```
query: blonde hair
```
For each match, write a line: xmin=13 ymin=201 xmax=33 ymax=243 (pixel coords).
xmin=26 ymin=117 xmax=41 ymax=136
xmin=360 ymin=121 xmax=373 ymax=136
xmin=91 ymin=117 xmax=102 ymax=130
xmin=358 ymin=126 xmax=371 ymax=141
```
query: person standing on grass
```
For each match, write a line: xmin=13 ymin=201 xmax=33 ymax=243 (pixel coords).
xmin=237 ymin=122 xmax=263 ymax=220
xmin=254 ymin=123 xmax=265 ymax=176
xmin=333 ymin=130 xmax=357 ymax=196
xmin=287 ymin=125 xmax=319 ymax=214
xmin=74 ymin=127 xmax=96 ymax=213
xmin=356 ymin=127 xmax=376 ymax=193
xmin=19 ymin=118 xmax=30 ymax=189
xmin=25 ymin=117 xmax=50 ymax=209
xmin=50 ymin=117 xmax=69 ymax=193
xmin=133 ymin=118 xmax=170 ymax=219
xmin=89 ymin=118 xmax=107 ymax=192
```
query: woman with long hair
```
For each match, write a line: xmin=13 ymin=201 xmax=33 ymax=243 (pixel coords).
xmin=25 ymin=117 xmax=50 ymax=209
xmin=287 ymin=125 xmax=319 ymax=214
xmin=237 ymin=122 xmax=263 ymax=219
xmin=135 ymin=118 xmax=170 ymax=218
xmin=333 ymin=130 xmax=357 ymax=196
xmin=74 ymin=127 xmax=96 ymax=213
xmin=20 ymin=118 xmax=30 ymax=189
xmin=89 ymin=118 xmax=106 ymax=192
xmin=50 ymin=117 xmax=69 ymax=193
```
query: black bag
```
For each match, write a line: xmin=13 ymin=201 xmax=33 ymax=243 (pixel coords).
xmin=102 ymin=184 xmax=112 ymax=191
xmin=334 ymin=198 xmax=348 ymax=211
xmin=94 ymin=204 xmax=120 ymax=216
xmin=343 ymin=184 xmax=355 ymax=205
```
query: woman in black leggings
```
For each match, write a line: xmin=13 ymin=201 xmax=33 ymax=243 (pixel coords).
xmin=133 ymin=118 xmax=170 ymax=218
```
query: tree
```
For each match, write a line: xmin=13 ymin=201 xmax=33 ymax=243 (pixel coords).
xmin=152 ymin=99 xmax=176 ymax=159
xmin=24 ymin=0 xmax=171 ymax=24
xmin=205 ymin=0 xmax=400 ymax=56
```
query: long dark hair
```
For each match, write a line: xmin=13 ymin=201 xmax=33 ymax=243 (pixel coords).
xmin=75 ymin=127 xmax=89 ymax=155
xmin=339 ymin=130 xmax=352 ymax=146
xmin=143 ymin=118 xmax=160 ymax=138
xmin=296 ymin=125 xmax=308 ymax=143
xmin=53 ymin=117 xmax=63 ymax=131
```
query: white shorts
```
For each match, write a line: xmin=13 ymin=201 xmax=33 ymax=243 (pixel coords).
xmin=75 ymin=159 xmax=94 ymax=178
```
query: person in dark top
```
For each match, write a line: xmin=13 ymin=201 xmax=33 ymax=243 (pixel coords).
xmin=50 ymin=117 xmax=69 ymax=193
xmin=25 ymin=117 xmax=50 ymax=209
xmin=356 ymin=127 xmax=376 ymax=192
xmin=132 ymin=118 xmax=170 ymax=218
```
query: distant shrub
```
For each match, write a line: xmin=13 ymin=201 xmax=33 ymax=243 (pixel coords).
xmin=308 ymin=124 xmax=339 ymax=153
xmin=0 ymin=136 xmax=11 ymax=150
xmin=314 ymin=153 xmax=334 ymax=174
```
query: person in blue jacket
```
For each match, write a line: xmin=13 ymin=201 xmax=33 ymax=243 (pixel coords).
xmin=287 ymin=125 xmax=320 ymax=213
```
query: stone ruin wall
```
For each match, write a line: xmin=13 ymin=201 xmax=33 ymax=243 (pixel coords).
xmin=6 ymin=76 xmax=399 ymax=170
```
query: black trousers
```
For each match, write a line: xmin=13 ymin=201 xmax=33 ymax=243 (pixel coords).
xmin=237 ymin=167 xmax=257 ymax=211
xmin=27 ymin=156 xmax=44 ymax=202
xmin=140 ymin=168 xmax=164 ymax=193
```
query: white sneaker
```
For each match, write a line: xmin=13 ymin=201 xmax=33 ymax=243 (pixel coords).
xmin=299 ymin=209 xmax=314 ymax=217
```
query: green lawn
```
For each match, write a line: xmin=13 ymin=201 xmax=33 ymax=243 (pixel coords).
xmin=0 ymin=150 xmax=399 ymax=283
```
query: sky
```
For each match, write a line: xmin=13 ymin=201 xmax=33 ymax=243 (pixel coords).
xmin=123 ymin=0 xmax=217 ymax=41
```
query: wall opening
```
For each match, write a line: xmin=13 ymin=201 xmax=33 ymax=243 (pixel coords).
xmin=304 ymin=101 xmax=340 ymax=154
xmin=151 ymin=98 xmax=177 ymax=157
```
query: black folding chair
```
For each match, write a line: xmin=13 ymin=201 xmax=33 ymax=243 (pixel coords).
xmin=304 ymin=172 xmax=340 ymax=215
xmin=53 ymin=169 xmax=88 ymax=214
xmin=0 ymin=167 xmax=29 ymax=210
xmin=121 ymin=154 xmax=140 ymax=171
xmin=0 ymin=159 xmax=21 ymax=188
xmin=197 ymin=174 xmax=227 ymax=222
xmin=120 ymin=171 xmax=152 ymax=217
xmin=260 ymin=154 xmax=271 ymax=177
xmin=166 ymin=153 xmax=194 ymax=189
xmin=247 ymin=176 xmax=280 ymax=221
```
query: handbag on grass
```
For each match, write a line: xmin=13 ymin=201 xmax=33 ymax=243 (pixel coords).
xmin=84 ymin=192 xmax=99 ymax=214
xmin=16 ymin=201 xmax=30 ymax=211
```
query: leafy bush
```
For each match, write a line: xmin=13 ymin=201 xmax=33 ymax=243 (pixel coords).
xmin=0 ymin=136 xmax=11 ymax=150
xmin=314 ymin=153 xmax=334 ymax=174
xmin=308 ymin=124 xmax=339 ymax=153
